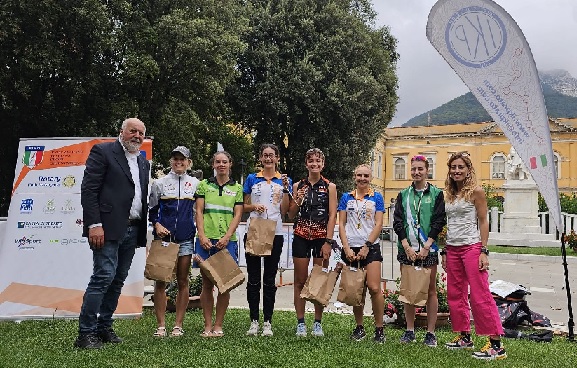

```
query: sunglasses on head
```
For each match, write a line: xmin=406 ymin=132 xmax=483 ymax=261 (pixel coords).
xmin=411 ymin=155 xmax=427 ymax=162
xmin=450 ymin=152 xmax=470 ymax=159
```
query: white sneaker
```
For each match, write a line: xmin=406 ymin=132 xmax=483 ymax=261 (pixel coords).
xmin=296 ymin=322 xmax=307 ymax=337
xmin=246 ymin=320 xmax=259 ymax=336
xmin=311 ymin=321 xmax=324 ymax=337
xmin=261 ymin=321 xmax=273 ymax=336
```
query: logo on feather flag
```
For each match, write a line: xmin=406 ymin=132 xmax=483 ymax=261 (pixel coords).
xmin=22 ymin=146 xmax=45 ymax=168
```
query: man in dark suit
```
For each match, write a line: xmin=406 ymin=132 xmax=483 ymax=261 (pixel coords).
xmin=75 ymin=118 xmax=150 ymax=349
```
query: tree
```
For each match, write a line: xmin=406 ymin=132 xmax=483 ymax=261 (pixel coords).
xmin=227 ymin=0 xmax=398 ymax=192
xmin=0 ymin=0 xmax=252 ymax=215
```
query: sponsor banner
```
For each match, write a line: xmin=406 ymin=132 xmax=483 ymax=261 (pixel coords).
xmin=0 ymin=138 xmax=152 ymax=319
xmin=427 ymin=0 xmax=562 ymax=230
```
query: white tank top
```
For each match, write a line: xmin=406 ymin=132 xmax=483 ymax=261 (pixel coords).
xmin=445 ymin=198 xmax=481 ymax=246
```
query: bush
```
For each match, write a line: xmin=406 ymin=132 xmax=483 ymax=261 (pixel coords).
xmin=166 ymin=270 xmax=202 ymax=303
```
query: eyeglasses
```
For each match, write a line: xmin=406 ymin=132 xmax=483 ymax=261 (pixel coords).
xmin=261 ymin=153 xmax=277 ymax=159
xmin=411 ymin=155 xmax=427 ymax=162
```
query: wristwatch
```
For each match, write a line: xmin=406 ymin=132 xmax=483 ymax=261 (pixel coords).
xmin=480 ymin=247 xmax=490 ymax=256
xmin=282 ymin=188 xmax=290 ymax=193
xmin=325 ymin=239 xmax=336 ymax=246
xmin=364 ymin=240 xmax=373 ymax=247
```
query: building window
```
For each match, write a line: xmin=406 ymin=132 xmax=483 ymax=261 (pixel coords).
xmin=491 ymin=154 xmax=506 ymax=179
xmin=377 ymin=153 xmax=383 ymax=179
xmin=426 ymin=157 xmax=434 ymax=179
xmin=554 ymin=153 xmax=560 ymax=179
xmin=370 ymin=150 xmax=375 ymax=174
xmin=394 ymin=157 xmax=406 ymax=180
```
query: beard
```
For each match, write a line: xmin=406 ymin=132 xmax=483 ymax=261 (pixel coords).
xmin=121 ymin=137 xmax=143 ymax=153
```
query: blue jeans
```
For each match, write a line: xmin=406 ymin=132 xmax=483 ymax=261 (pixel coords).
xmin=78 ymin=225 xmax=138 ymax=334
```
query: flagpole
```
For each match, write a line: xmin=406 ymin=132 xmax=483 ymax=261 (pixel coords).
xmin=561 ymin=232 xmax=575 ymax=342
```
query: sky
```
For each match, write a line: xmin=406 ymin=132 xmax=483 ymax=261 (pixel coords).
xmin=372 ymin=0 xmax=577 ymax=126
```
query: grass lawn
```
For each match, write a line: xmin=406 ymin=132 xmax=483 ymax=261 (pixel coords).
xmin=0 ymin=308 xmax=575 ymax=368
xmin=488 ymin=245 xmax=576 ymax=257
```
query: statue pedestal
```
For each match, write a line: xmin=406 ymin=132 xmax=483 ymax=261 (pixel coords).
xmin=500 ymin=180 xmax=541 ymax=233
xmin=488 ymin=179 xmax=559 ymax=247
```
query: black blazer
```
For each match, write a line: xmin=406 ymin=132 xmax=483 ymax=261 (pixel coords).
xmin=81 ymin=140 xmax=150 ymax=248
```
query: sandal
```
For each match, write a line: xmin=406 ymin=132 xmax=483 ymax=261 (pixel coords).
xmin=171 ymin=326 xmax=185 ymax=337
xmin=200 ymin=330 xmax=213 ymax=338
xmin=212 ymin=330 xmax=224 ymax=337
xmin=153 ymin=327 xmax=167 ymax=337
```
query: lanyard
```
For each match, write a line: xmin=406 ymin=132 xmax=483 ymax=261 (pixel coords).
xmin=411 ymin=186 xmax=424 ymax=229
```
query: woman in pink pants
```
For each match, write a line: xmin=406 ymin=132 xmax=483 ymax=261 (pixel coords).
xmin=441 ymin=152 xmax=506 ymax=361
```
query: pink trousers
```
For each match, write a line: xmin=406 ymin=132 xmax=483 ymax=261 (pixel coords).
xmin=446 ymin=242 xmax=503 ymax=336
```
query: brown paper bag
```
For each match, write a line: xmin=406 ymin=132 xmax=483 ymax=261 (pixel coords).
xmin=337 ymin=263 xmax=367 ymax=307
xmin=245 ymin=216 xmax=276 ymax=256
xmin=196 ymin=249 xmax=245 ymax=294
xmin=398 ymin=263 xmax=431 ymax=306
xmin=144 ymin=239 xmax=180 ymax=282
xmin=300 ymin=264 xmax=339 ymax=307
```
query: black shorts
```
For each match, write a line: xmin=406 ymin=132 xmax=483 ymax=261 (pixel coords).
xmin=341 ymin=244 xmax=383 ymax=268
xmin=397 ymin=250 xmax=439 ymax=267
xmin=292 ymin=235 xmax=325 ymax=259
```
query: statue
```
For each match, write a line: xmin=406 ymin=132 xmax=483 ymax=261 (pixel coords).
xmin=506 ymin=147 xmax=531 ymax=181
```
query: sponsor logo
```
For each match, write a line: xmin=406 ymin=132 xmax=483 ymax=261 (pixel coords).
xmin=60 ymin=199 xmax=76 ymax=214
xmin=18 ymin=221 xmax=63 ymax=229
xmin=63 ymin=175 xmax=76 ymax=188
xmin=15 ymin=235 xmax=41 ymax=249
xmin=445 ymin=6 xmax=507 ymax=68
xmin=20 ymin=198 xmax=34 ymax=214
xmin=43 ymin=199 xmax=56 ymax=214
xmin=75 ymin=218 xmax=84 ymax=227
xmin=23 ymin=146 xmax=45 ymax=168
xmin=50 ymin=238 xmax=88 ymax=245
xmin=28 ymin=176 xmax=62 ymax=188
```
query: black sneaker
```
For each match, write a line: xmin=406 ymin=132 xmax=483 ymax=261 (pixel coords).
xmin=445 ymin=334 xmax=474 ymax=350
xmin=98 ymin=328 xmax=123 ymax=343
xmin=350 ymin=325 xmax=366 ymax=341
xmin=74 ymin=333 xmax=103 ymax=349
xmin=374 ymin=328 xmax=386 ymax=344
xmin=399 ymin=330 xmax=416 ymax=343
xmin=472 ymin=340 xmax=507 ymax=360
xmin=423 ymin=332 xmax=437 ymax=347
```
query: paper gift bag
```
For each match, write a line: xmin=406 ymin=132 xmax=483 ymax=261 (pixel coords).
xmin=398 ymin=263 xmax=431 ymax=306
xmin=197 ymin=249 xmax=245 ymax=294
xmin=337 ymin=263 xmax=367 ymax=307
xmin=245 ymin=216 xmax=276 ymax=256
xmin=300 ymin=264 xmax=339 ymax=307
xmin=144 ymin=239 xmax=180 ymax=282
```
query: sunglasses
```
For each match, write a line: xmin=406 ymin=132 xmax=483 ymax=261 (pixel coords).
xmin=411 ymin=155 xmax=427 ymax=162
xmin=450 ymin=152 xmax=470 ymax=159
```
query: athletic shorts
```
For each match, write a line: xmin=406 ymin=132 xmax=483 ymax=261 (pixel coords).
xmin=193 ymin=238 xmax=238 ymax=267
xmin=292 ymin=235 xmax=324 ymax=259
xmin=341 ymin=243 xmax=383 ymax=268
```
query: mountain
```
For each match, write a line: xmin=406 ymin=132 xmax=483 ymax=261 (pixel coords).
xmin=403 ymin=69 xmax=577 ymax=127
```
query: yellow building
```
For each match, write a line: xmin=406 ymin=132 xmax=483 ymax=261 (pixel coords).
xmin=371 ymin=118 xmax=577 ymax=204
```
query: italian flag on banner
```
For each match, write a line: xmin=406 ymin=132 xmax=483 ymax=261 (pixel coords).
xmin=530 ymin=155 xmax=547 ymax=169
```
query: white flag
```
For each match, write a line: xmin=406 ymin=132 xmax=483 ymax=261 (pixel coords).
xmin=426 ymin=0 xmax=562 ymax=230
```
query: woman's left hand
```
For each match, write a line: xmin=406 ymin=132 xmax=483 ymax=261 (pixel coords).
xmin=478 ymin=253 xmax=489 ymax=271
xmin=357 ymin=245 xmax=369 ymax=260
xmin=321 ymin=243 xmax=332 ymax=260
xmin=216 ymin=235 xmax=230 ymax=250
xmin=417 ymin=247 xmax=430 ymax=260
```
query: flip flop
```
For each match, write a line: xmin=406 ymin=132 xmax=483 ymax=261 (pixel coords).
xmin=200 ymin=330 xmax=213 ymax=338
xmin=212 ymin=330 xmax=224 ymax=337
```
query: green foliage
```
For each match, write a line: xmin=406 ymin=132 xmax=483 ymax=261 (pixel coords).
xmin=1 ymin=309 xmax=573 ymax=367
xmin=488 ymin=245 xmax=562 ymax=256
xmin=482 ymin=183 xmax=504 ymax=211
xmin=227 ymin=0 xmax=399 ymax=193
xmin=0 ymin=0 xmax=253 ymax=214
xmin=166 ymin=272 xmax=202 ymax=303
xmin=404 ymin=82 xmax=577 ymax=127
